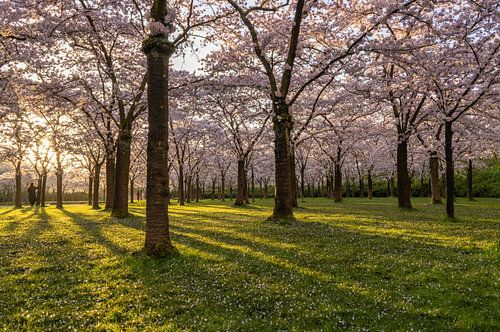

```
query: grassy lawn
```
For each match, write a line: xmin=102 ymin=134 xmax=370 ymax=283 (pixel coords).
xmin=0 ymin=198 xmax=499 ymax=331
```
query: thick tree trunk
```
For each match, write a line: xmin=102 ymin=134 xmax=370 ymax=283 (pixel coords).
xmin=429 ymin=151 xmax=443 ymax=204
xmin=14 ymin=161 xmax=22 ymax=208
xmin=112 ymin=128 xmax=132 ymax=217
xmin=36 ymin=177 xmax=42 ymax=206
xmin=396 ymin=139 xmax=412 ymax=208
xmin=272 ymin=98 xmax=294 ymax=220
xmin=88 ymin=175 xmax=93 ymax=205
xmin=41 ymin=173 xmax=47 ymax=207
xmin=105 ymin=152 xmax=115 ymax=210
xmin=130 ymin=179 xmax=134 ymax=203
xmin=290 ymin=145 xmax=298 ymax=208
xmin=235 ymin=159 xmax=245 ymax=206
xmin=390 ymin=176 xmax=395 ymax=197
xmin=367 ymin=170 xmax=373 ymax=200
xmin=444 ymin=121 xmax=455 ymax=218
xmin=359 ymin=177 xmax=364 ymax=198
xmin=334 ymin=163 xmax=342 ymax=203
xmin=92 ymin=163 xmax=101 ymax=209
xmin=467 ymin=159 xmax=473 ymax=201
xmin=56 ymin=167 xmax=63 ymax=209
xmin=178 ymin=163 xmax=185 ymax=205
xmin=264 ymin=182 xmax=268 ymax=199
xmin=143 ymin=15 xmax=175 ymax=256
xmin=441 ymin=171 xmax=447 ymax=199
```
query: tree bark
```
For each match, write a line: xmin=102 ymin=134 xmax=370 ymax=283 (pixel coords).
xmin=467 ymin=159 xmax=473 ymax=201
xmin=300 ymin=166 xmax=305 ymax=201
xmin=14 ymin=161 xmax=22 ymax=208
xmin=359 ymin=177 xmax=364 ymax=198
xmin=251 ymin=167 xmax=255 ymax=202
xmin=429 ymin=151 xmax=443 ymax=204
xmin=390 ymin=176 xmax=395 ymax=197
xmin=195 ymin=174 xmax=200 ymax=203
xmin=105 ymin=151 xmax=115 ymax=210
xmin=130 ymin=178 xmax=134 ymax=204
xmin=444 ymin=121 xmax=455 ymax=218
xmin=235 ymin=159 xmax=245 ymax=206
xmin=112 ymin=128 xmax=132 ymax=217
xmin=186 ymin=175 xmax=192 ymax=203
xmin=36 ymin=177 xmax=42 ymax=206
xmin=41 ymin=173 xmax=47 ymax=207
xmin=334 ymin=163 xmax=342 ymax=203
xmin=56 ymin=167 xmax=63 ymax=209
xmin=271 ymin=98 xmax=294 ymax=220
xmin=92 ymin=163 xmax=101 ymax=209
xmin=367 ymin=169 xmax=373 ymax=200
xmin=178 ymin=163 xmax=185 ymax=205
xmin=143 ymin=8 xmax=175 ymax=256
xmin=88 ymin=175 xmax=93 ymax=205
xmin=290 ymin=145 xmax=298 ymax=207
xmin=220 ymin=173 xmax=226 ymax=201
xmin=211 ymin=178 xmax=216 ymax=200
xmin=420 ymin=173 xmax=424 ymax=198
xmin=397 ymin=139 xmax=412 ymax=208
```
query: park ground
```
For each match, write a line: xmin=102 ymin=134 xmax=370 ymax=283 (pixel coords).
xmin=0 ymin=198 xmax=499 ymax=331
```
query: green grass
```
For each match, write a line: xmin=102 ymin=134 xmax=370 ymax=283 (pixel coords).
xmin=0 ymin=198 xmax=499 ymax=331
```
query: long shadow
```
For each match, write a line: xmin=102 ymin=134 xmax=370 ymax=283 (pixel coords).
xmin=60 ymin=209 xmax=130 ymax=255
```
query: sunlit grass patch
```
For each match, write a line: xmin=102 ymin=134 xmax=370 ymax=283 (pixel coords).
xmin=0 ymin=197 xmax=499 ymax=330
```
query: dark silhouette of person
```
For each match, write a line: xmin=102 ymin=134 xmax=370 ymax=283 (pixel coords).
xmin=27 ymin=183 xmax=38 ymax=207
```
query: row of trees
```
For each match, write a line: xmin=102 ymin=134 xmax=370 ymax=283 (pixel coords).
xmin=1 ymin=0 xmax=498 ymax=256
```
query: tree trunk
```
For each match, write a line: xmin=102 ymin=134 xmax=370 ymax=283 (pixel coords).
xmin=290 ymin=145 xmax=298 ymax=208
xmin=211 ymin=178 xmax=216 ymax=200
xmin=244 ymin=168 xmax=250 ymax=204
xmin=300 ymin=167 xmax=305 ymax=201
xmin=178 ymin=163 xmax=185 ymax=205
xmin=195 ymin=174 xmax=200 ymax=203
xmin=221 ymin=174 xmax=226 ymax=201
xmin=235 ymin=159 xmax=245 ymax=205
xmin=41 ymin=173 xmax=47 ymax=207
xmin=390 ymin=176 xmax=395 ymax=197
xmin=36 ymin=177 xmax=42 ymax=206
xmin=272 ymin=98 xmax=294 ymax=220
xmin=264 ymin=182 xmax=268 ymax=199
xmin=359 ymin=177 xmax=364 ymax=198
xmin=186 ymin=175 xmax=192 ymax=203
xmin=396 ymin=139 xmax=412 ymax=208
xmin=130 ymin=178 xmax=134 ymax=203
xmin=88 ymin=175 xmax=93 ymax=205
xmin=105 ymin=151 xmax=115 ymax=210
xmin=467 ymin=159 xmax=473 ymax=201
xmin=56 ymin=167 xmax=63 ymax=209
xmin=14 ymin=161 xmax=22 ymax=208
xmin=92 ymin=163 xmax=101 ymax=209
xmin=251 ymin=167 xmax=255 ymax=202
xmin=444 ymin=121 xmax=455 ymax=218
xmin=334 ymin=163 xmax=342 ymax=203
xmin=420 ymin=173 xmax=424 ymax=198
xmin=112 ymin=128 xmax=132 ymax=218
xmin=143 ymin=12 xmax=175 ymax=256
xmin=367 ymin=170 xmax=373 ymax=199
